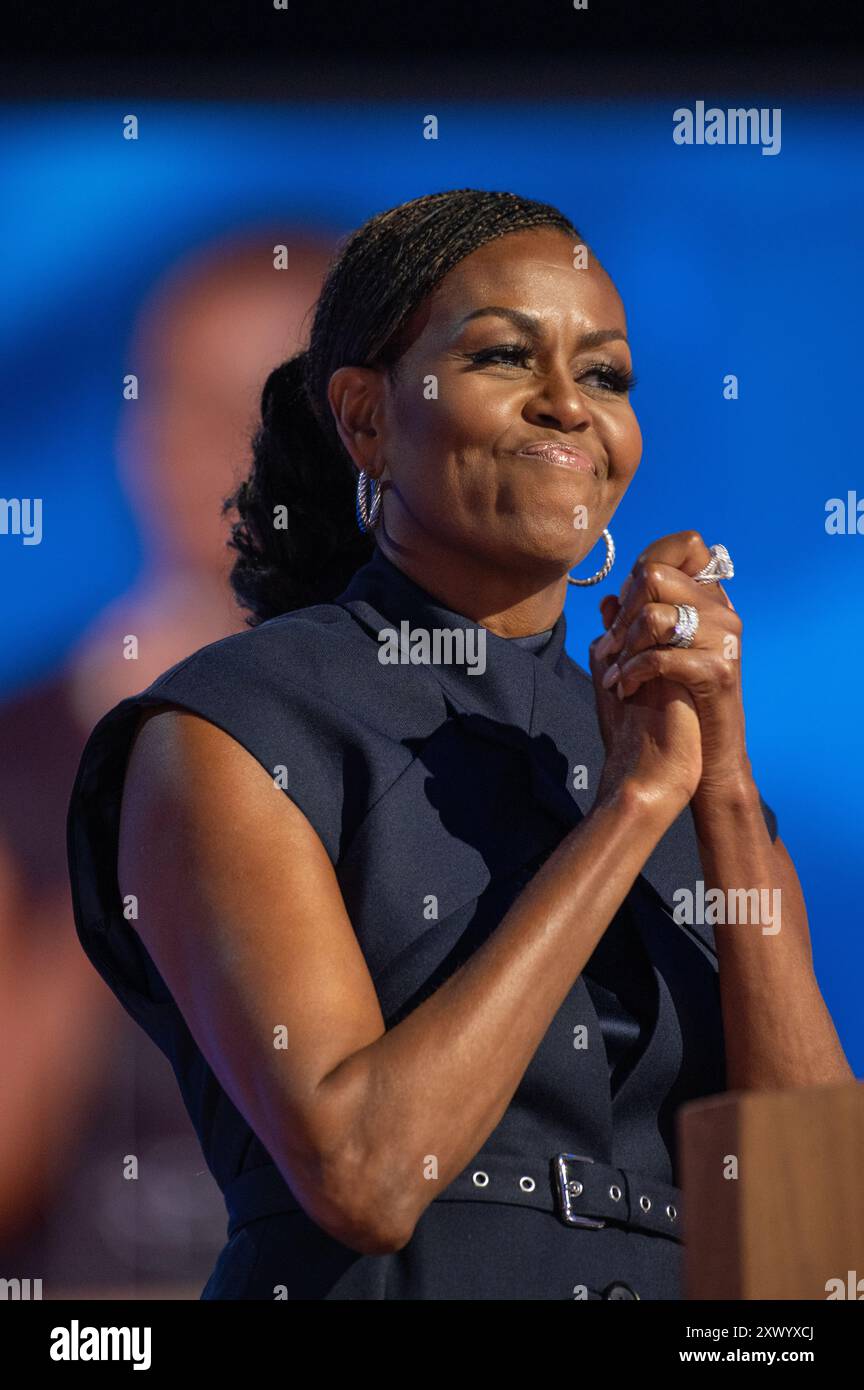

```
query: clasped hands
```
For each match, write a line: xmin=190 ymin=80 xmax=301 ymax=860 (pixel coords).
xmin=588 ymin=529 xmax=753 ymax=796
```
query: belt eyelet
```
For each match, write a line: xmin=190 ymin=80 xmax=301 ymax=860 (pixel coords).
xmin=639 ymin=1194 xmax=651 ymax=1212
xmin=472 ymin=1170 xmax=489 ymax=1188
xmin=519 ymin=1175 xmax=536 ymax=1193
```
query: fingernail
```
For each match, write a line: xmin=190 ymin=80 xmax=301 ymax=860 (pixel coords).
xmin=602 ymin=663 xmax=620 ymax=689
xmin=616 ymin=681 xmax=624 ymax=700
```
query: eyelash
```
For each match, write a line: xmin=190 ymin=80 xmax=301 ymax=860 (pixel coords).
xmin=466 ymin=342 xmax=638 ymax=393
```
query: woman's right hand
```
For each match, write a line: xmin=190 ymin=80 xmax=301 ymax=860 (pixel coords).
xmin=588 ymin=594 xmax=702 ymax=815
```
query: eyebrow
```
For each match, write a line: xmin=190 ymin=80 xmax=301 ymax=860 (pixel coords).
xmin=456 ymin=306 xmax=628 ymax=350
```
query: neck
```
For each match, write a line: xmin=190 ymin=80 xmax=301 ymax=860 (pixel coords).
xmin=373 ymin=536 xmax=568 ymax=638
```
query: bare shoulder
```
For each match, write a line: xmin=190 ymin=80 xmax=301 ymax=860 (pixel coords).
xmin=123 ymin=703 xmax=268 ymax=798
xmin=118 ymin=702 xmax=338 ymax=936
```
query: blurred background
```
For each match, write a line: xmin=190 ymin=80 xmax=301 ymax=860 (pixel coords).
xmin=0 ymin=0 xmax=861 ymax=1298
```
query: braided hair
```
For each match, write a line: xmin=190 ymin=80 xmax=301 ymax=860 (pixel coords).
xmin=223 ymin=189 xmax=583 ymax=624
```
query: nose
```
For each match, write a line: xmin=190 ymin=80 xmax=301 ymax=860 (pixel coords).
xmin=523 ymin=363 xmax=594 ymax=434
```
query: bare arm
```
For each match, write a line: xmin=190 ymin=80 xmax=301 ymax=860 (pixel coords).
xmin=118 ymin=706 xmax=684 ymax=1254
xmin=591 ymin=528 xmax=855 ymax=1094
xmin=690 ymin=780 xmax=854 ymax=1091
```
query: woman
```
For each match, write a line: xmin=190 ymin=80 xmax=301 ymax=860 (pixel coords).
xmin=67 ymin=188 xmax=852 ymax=1300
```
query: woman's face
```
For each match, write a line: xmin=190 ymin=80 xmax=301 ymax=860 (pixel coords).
xmin=330 ymin=226 xmax=642 ymax=589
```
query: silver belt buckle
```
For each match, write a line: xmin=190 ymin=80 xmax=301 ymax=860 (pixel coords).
xmin=554 ymin=1153 xmax=606 ymax=1229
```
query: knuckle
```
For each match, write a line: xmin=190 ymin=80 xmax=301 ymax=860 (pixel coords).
xmin=714 ymin=655 xmax=737 ymax=689
xmin=634 ymin=558 xmax=652 ymax=588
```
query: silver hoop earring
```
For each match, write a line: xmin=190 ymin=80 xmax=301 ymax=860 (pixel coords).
xmin=567 ymin=528 xmax=615 ymax=586
xmin=356 ymin=470 xmax=382 ymax=533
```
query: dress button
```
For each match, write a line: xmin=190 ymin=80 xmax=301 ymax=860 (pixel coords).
xmin=602 ymin=1281 xmax=640 ymax=1300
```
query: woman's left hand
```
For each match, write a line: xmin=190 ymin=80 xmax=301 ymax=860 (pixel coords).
xmin=592 ymin=530 xmax=753 ymax=796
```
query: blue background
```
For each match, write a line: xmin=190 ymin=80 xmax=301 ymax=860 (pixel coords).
xmin=2 ymin=100 xmax=861 ymax=1067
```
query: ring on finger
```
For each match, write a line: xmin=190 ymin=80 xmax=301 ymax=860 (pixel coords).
xmin=665 ymin=602 xmax=699 ymax=649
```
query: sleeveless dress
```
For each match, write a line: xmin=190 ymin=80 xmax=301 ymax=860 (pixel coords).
xmin=66 ymin=547 xmax=778 ymax=1300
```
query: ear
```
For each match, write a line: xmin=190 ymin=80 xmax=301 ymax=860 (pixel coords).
xmin=326 ymin=365 xmax=387 ymax=476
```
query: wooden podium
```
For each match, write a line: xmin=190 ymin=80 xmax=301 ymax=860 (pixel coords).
xmin=677 ymin=1081 xmax=864 ymax=1299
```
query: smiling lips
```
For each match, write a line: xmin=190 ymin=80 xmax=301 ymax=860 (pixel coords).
xmin=516 ymin=441 xmax=596 ymax=474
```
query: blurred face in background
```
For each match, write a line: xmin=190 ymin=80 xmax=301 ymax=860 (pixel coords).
xmin=117 ymin=238 xmax=336 ymax=578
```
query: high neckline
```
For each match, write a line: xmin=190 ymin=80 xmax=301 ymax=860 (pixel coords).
xmin=505 ymin=626 xmax=556 ymax=653
xmin=338 ymin=547 xmax=566 ymax=668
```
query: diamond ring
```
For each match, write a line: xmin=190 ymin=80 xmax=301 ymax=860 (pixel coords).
xmin=693 ymin=543 xmax=734 ymax=584
xmin=666 ymin=603 xmax=699 ymax=648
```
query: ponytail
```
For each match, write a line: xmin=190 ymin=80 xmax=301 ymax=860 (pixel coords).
xmin=223 ymin=351 xmax=374 ymax=624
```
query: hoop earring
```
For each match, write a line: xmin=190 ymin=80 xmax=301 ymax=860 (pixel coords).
xmin=567 ymin=528 xmax=615 ymax=586
xmin=356 ymin=469 xmax=382 ymax=533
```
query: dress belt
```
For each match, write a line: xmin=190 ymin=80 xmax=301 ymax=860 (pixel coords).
xmin=223 ymin=1152 xmax=683 ymax=1244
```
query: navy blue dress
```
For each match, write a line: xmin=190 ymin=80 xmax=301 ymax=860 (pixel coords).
xmin=66 ymin=547 xmax=778 ymax=1300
